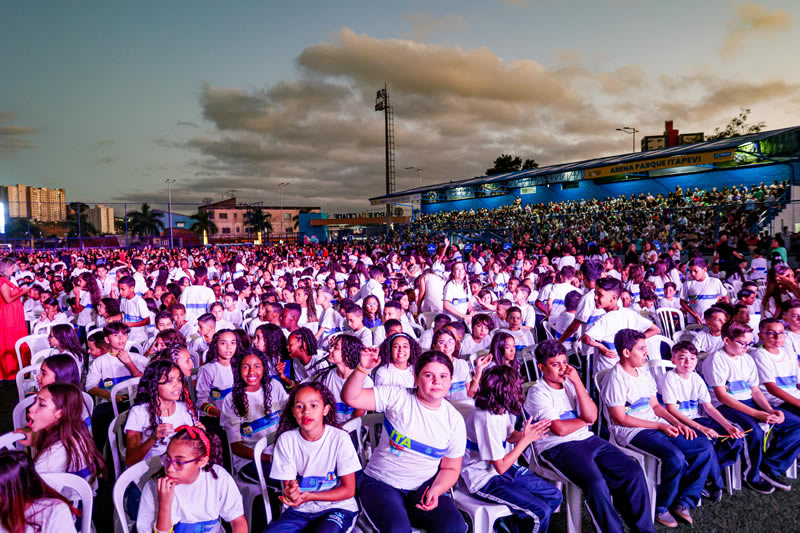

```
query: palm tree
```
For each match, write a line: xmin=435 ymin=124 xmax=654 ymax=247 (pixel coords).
xmin=292 ymin=207 xmax=314 ymax=230
xmin=245 ymin=208 xmax=273 ymax=238
xmin=190 ymin=209 xmax=218 ymax=243
xmin=66 ymin=202 xmax=97 ymax=236
xmin=127 ymin=203 xmax=165 ymax=236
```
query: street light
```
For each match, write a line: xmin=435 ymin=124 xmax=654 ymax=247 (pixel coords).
xmin=165 ymin=179 xmax=176 ymax=249
xmin=278 ymin=182 xmax=290 ymax=235
xmin=405 ymin=166 xmax=423 ymax=188
xmin=616 ymin=127 xmax=639 ymax=153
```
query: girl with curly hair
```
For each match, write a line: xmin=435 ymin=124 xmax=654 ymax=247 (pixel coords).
xmin=124 ymin=359 xmax=199 ymax=466
xmin=312 ymin=334 xmax=368 ymax=424
xmin=373 ymin=333 xmax=421 ymax=388
xmin=462 ymin=365 xmax=560 ymax=533
xmin=220 ymin=347 xmax=289 ymax=483
xmin=287 ymin=327 xmax=325 ymax=386
xmin=266 ymin=382 xmax=360 ymax=533
xmin=136 ymin=426 xmax=247 ymax=533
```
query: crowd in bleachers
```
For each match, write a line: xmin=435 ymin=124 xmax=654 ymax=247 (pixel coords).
xmin=0 ymin=201 xmax=800 ymax=532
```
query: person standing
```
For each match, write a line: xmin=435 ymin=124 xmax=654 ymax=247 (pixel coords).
xmin=0 ymin=257 xmax=30 ymax=379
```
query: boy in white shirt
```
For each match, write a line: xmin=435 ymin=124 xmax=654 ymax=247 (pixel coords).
xmin=550 ymin=291 xmax=580 ymax=353
xmin=501 ymin=307 xmax=535 ymax=351
xmin=657 ymin=282 xmax=681 ymax=311
xmin=118 ymin=276 xmax=151 ymax=344
xmin=558 ymin=260 xmax=605 ymax=345
xmin=189 ymin=314 xmax=216 ymax=367
xmin=680 ymin=257 xmax=728 ymax=324
xmin=602 ymin=329 xmax=713 ymax=527
xmin=527 ymin=340 xmax=654 ymax=533
xmin=345 ymin=306 xmax=373 ymax=347
xmin=547 ymin=266 xmax=578 ymax=323
xmin=513 ymin=286 xmax=537 ymax=329
xmin=660 ymin=342 xmax=745 ymax=502
xmin=222 ymin=292 xmax=243 ymax=328
xmin=691 ymin=307 xmax=727 ymax=357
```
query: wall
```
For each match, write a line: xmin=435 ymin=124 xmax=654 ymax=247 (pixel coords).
xmin=298 ymin=213 xmax=328 ymax=242
xmin=421 ymin=162 xmax=798 ymax=214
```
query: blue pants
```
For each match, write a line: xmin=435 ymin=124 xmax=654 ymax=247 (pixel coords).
xmin=264 ymin=507 xmax=358 ymax=533
xmin=473 ymin=464 xmax=562 ymax=533
xmin=717 ymin=399 xmax=800 ymax=482
xmin=357 ymin=473 xmax=466 ymax=533
xmin=629 ymin=429 xmax=713 ymax=513
xmin=542 ymin=436 xmax=654 ymax=533
xmin=693 ymin=416 xmax=745 ymax=491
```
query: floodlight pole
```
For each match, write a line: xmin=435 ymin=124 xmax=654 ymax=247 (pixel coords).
xmin=405 ymin=166 xmax=423 ymax=188
xmin=278 ymin=182 xmax=290 ymax=236
xmin=165 ymin=179 xmax=176 ymax=249
xmin=616 ymin=126 xmax=639 ymax=153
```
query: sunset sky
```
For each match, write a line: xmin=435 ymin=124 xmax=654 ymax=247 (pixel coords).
xmin=1 ymin=1 xmax=798 ymax=213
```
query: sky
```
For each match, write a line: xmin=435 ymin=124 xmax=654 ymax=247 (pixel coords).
xmin=1 ymin=0 xmax=799 ymax=214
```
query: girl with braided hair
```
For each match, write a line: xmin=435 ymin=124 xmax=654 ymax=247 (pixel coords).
xmin=124 ymin=359 xmax=200 ymax=467
xmin=137 ymin=426 xmax=247 ymax=533
xmin=312 ymin=334 xmax=369 ymax=424
xmin=220 ymin=347 xmax=289 ymax=483
xmin=253 ymin=323 xmax=290 ymax=381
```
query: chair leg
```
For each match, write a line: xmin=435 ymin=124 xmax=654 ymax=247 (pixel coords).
xmin=565 ymin=483 xmax=582 ymax=533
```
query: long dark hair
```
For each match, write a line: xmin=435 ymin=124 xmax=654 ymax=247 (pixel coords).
xmin=474 ymin=365 xmax=523 ymax=416
xmin=377 ymin=333 xmax=421 ymax=369
xmin=231 ymin=348 xmax=274 ymax=419
xmin=275 ymin=381 xmax=340 ymax=439
xmin=489 ymin=331 xmax=520 ymax=371
xmin=49 ymin=324 xmax=87 ymax=365
xmin=34 ymin=384 xmax=105 ymax=482
xmin=134 ymin=359 xmax=197 ymax=437
xmin=0 ymin=450 xmax=76 ymax=533
xmin=205 ymin=329 xmax=241 ymax=365
xmin=40 ymin=355 xmax=81 ymax=386
xmin=78 ymin=272 xmax=102 ymax=308
xmin=312 ymin=334 xmax=362 ymax=381
xmin=254 ymin=323 xmax=288 ymax=369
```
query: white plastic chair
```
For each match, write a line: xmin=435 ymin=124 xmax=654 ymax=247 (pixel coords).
xmin=656 ymin=308 xmax=685 ymax=340
xmin=107 ymin=410 xmax=131 ymax=480
xmin=33 ymin=321 xmax=61 ymax=336
xmin=452 ymin=485 xmax=514 ymax=533
xmin=86 ymin=326 xmax=105 ymax=338
xmin=229 ymin=445 xmax=265 ymax=530
xmin=419 ymin=311 xmax=437 ymax=330
xmin=517 ymin=346 xmax=540 ymax=382
xmin=125 ymin=340 xmax=144 ymax=355
xmin=647 ymin=359 xmax=676 ymax=394
xmin=15 ymin=363 xmax=41 ymax=402
xmin=112 ymin=458 xmax=162 ymax=533
xmin=524 ymin=446 xmax=583 ymax=533
xmin=14 ymin=333 xmax=50 ymax=370
xmin=357 ymin=413 xmax=385 ymax=463
xmin=253 ymin=436 xmax=275 ymax=527
xmin=0 ymin=431 xmax=25 ymax=450
xmin=645 ymin=334 xmax=674 ymax=361
xmin=41 ymin=472 xmax=93 ymax=533
xmin=12 ymin=395 xmax=35 ymax=432
xmin=30 ymin=348 xmax=55 ymax=367
xmin=111 ymin=377 xmax=140 ymax=418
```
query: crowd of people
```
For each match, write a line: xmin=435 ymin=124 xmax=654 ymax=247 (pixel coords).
xmin=403 ymin=180 xmax=790 ymax=254
xmin=0 ymin=194 xmax=799 ymax=532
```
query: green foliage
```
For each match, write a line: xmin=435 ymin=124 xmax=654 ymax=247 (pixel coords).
xmin=67 ymin=202 xmax=97 ymax=236
xmin=485 ymin=154 xmax=538 ymax=176
xmin=127 ymin=203 xmax=165 ymax=236
xmin=245 ymin=208 xmax=272 ymax=235
xmin=707 ymin=108 xmax=765 ymax=140
xmin=189 ymin=209 xmax=218 ymax=241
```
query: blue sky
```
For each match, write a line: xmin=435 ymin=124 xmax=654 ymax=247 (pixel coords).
xmin=1 ymin=1 xmax=798 ymax=212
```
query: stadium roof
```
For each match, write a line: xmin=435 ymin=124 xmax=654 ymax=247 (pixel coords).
xmin=370 ymin=125 xmax=800 ymax=203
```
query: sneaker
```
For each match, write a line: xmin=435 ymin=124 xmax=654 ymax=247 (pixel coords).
xmin=655 ymin=510 xmax=678 ymax=528
xmin=671 ymin=505 xmax=693 ymax=525
xmin=745 ymin=478 xmax=776 ymax=494
xmin=702 ymin=487 xmax=724 ymax=502
xmin=760 ymin=470 xmax=792 ymax=491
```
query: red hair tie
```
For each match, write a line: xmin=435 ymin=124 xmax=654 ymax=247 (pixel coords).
xmin=175 ymin=425 xmax=211 ymax=458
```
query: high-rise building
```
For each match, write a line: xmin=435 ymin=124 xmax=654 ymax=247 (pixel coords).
xmin=0 ymin=184 xmax=28 ymax=218
xmin=25 ymin=186 xmax=66 ymax=222
xmin=87 ymin=204 xmax=115 ymax=234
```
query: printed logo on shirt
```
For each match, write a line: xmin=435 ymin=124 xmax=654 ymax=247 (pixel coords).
xmin=625 ymin=397 xmax=651 ymax=415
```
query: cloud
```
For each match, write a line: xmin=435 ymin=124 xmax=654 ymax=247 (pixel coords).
xmin=177 ymin=121 xmax=200 ymax=128
xmin=503 ymin=0 xmax=528 ymax=7
xmin=0 ymin=112 xmax=38 ymax=154
xmin=721 ymin=3 xmax=791 ymax=56
xmin=405 ymin=12 xmax=466 ymax=42
xmin=98 ymin=156 xmax=115 ymax=164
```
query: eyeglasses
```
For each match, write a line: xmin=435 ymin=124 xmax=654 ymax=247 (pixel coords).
xmin=731 ymin=339 xmax=756 ymax=349
xmin=762 ymin=331 xmax=787 ymax=338
xmin=160 ymin=453 xmax=203 ymax=470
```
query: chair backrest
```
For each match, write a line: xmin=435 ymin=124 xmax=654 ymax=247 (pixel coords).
xmin=517 ymin=346 xmax=540 ymax=382
xmin=358 ymin=412 xmax=386 ymax=463
xmin=12 ymin=395 xmax=35 ymax=432
xmin=40 ymin=472 xmax=93 ymax=533
xmin=112 ymin=459 xmax=162 ymax=533
xmin=252 ymin=436 xmax=274 ymax=526
xmin=541 ymin=320 xmax=555 ymax=341
xmin=32 ymin=321 xmax=57 ymax=336
xmin=86 ymin=326 xmax=104 ymax=339
xmin=419 ymin=311 xmax=437 ymax=330
xmin=187 ymin=367 xmax=200 ymax=406
xmin=672 ymin=329 xmax=697 ymax=344
xmin=593 ymin=367 xmax=613 ymax=439
xmin=656 ymin=308 xmax=685 ymax=340
xmin=15 ymin=363 xmax=41 ymax=403
xmin=107 ymin=410 xmax=131 ymax=480
xmin=30 ymin=348 xmax=54 ymax=367
xmin=0 ymin=431 xmax=25 ymax=451
xmin=125 ymin=340 xmax=143 ymax=355
xmin=685 ymin=324 xmax=706 ymax=332
xmin=648 ymin=359 xmax=676 ymax=392
xmin=111 ymin=377 xmax=141 ymax=418
xmin=14 ymin=334 xmax=50 ymax=370
xmin=645 ymin=335 xmax=675 ymax=361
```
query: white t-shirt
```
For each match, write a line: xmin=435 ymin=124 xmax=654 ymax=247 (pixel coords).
xmin=751 ymin=347 xmax=800 ymax=407
xmin=525 ymin=379 xmax=593 ymax=453
xmin=548 ymin=282 xmax=577 ymax=322
xmin=137 ymin=466 xmax=244 ymax=533
xmin=34 ymin=442 xmax=95 ymax=492
xmin=460 ymin=335 xmax=492 ymax=357
xmin=373 ymin=364 xmax=416 ymax=388
xmin=550 ymin=311 xmax=578 ymax=351
xmin=461 ymin=409 xmax=515 ymax=493
xmin=364 ymin=386 xmax=466 ymax=490
xmin=124 ymin=402 xmax=196 ymax=462
xmin=692 ymin=330 xmax=724 ymax=355
xmin=120 ymin=296 xmax=151 ymax=343
xmin=680 ymin=276 xmax=726 ymax=323
xmin=220 ymin=381 xmax=289 ymax=471
xmin=661 ymin=370 xmax=711 ymax=420
xmin=443 ymin=281 xmax=472 ymax=321
xmin=445 ymin=358 xmax=472 ymax=402
xmin=196 ymin=361 xmax=235 ymax=409
xmin=75 ymin=291 xmax=94 ymax=326
xmin=180 ymin=285 xmax=216 ymax=323
xmin=702 ymin=349 xmax=759 ymax=407
xmin=270 ymin=426 xmax=362 ymax=514
xmin=657 ymin=296 xmax=681 ymax=311
xmin=602 ymin=364 xmax=663 ymax=446
xmin=574 ymin=289 xmax=605 ymax=335
xmin=9 ymin=499 xmax=76 ymax=533
xmin=317 ymin=369 xmax=373 ymax=425
xmin=783 ymin=330 xmax=800 ymax=363
xmin=585 ymin=308 xmax=654 ymax=372
xmin=85 ymin=352 xmax=148 ymax=392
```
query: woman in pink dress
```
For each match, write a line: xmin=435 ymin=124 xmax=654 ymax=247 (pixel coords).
xmin=0 ymin=257 xmax=30 ymax=379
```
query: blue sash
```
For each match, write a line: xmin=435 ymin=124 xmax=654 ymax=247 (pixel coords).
xmin=625 ymin=397 xmax=651 ymax=414
xmin=451 ymin=298 xmax=469 ymax=305
xmin=515 ymin=345 xmax=525 ymax=352
xmin=298 ymin=471 xmax=338 ymax=491
xmin=383 ymin=419 xmax=447 ymax=459
xmin=676 ymin=400 xmax=699 ymax=413
xmin=776 ymin=376 xmax=798 ymax=390
xmin=102 ymin=375 xmax=134 ymax=391
xmin=585 ymin=314 xmax=602 ymax=325
xmin=240 ymin=411 xmax=281 ymax=439
xmin=210 ymin=387 xmax=233 ymax=401
xmin=123 ymin=313 xmax=143 ymax=322
xmin=552 ymin=299 xmax=564 ymax=305
xmin=465 ymin=438 xmax=506 ymax=453
xmin=185 ymin=303 xmax=207 ymax=309
xmin=559 ymin=410 xmax=578 ymax=420
xmin=336 ymin=402 xmax=354 ymax=417
xmin=72 ymin=466 xmax=91 ymax=480
xmin=689 ymin=294 xmax=718 ymax=301
xmin=600 ymin=340 xmax=616 ymax=350
xmin=449 ymin=381 xmax=467 ymax=394
xmin=727 ymin=380 xmax=751 ymax=395
xmin=324 ymin=326 xmax=344 ymax=336
xmin=174 ymin=520 xmax=219 ymax=533
xmin=83 ymin=415 xmax=92 ymax=430
xmin=83 ymin=304 xmax=93 ymax=309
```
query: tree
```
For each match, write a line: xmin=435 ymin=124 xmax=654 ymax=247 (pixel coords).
xmin=127 ymin=203 xmax=165 ymax=236
xmin=707 ymin=108 xmax=765 ymax=140
xmin=485 ymin=154 xmax=538 ymax=176
xmin=66 ymin=202 xmax=97 ymax=237
xmin=292 ymin=207 xmax=314 ymax=230
xmin=245 ymin=208 xmax=272 ymax=237
xmin=189 ymin=209 xmax=218 ymax=242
